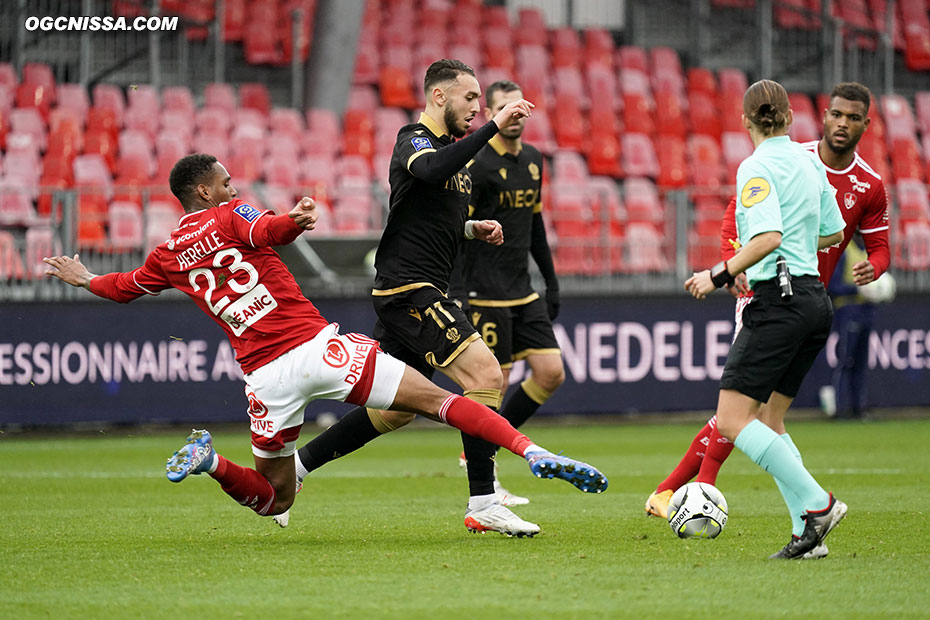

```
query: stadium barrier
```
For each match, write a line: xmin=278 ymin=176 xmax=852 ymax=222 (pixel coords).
xmin=2 ymin=293 xmax=927 ymax=426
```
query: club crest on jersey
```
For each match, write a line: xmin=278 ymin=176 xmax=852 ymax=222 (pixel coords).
xmin=528 ymin=162 xmax=540 ymax=181
xmin=740 ymin=177 xmax=770 ymax=208
xmin=246 ymin=391 xmax=269 ymax=419
xmin=324 ymin=339 xmax=350 ymax=368
xmin=411 ymin=136 xmax=433 ymax=151
xmin=844 ymin=192 xmax=858 ymax=209
xmin=233 ymin=203 xmax=262 ymax=223
xmin=445 ymin=327 xmax=461 ymax=343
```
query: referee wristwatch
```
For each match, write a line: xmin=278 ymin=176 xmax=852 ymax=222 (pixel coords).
xmin=710 ymin=261 xmax=735 ymax=288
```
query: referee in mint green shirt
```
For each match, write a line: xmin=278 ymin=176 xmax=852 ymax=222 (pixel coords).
xmin=685 ymin=80 xmax=847 ymax=560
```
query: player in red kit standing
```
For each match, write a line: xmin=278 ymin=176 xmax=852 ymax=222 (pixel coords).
xmin=43 ymin=154 xmax=607 ymax=527
xmin=645 ymin=83 xmax=889 ymax=556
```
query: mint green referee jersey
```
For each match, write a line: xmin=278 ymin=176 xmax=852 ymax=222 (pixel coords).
xmin=735 ymin=136 xmax=845 ymax=287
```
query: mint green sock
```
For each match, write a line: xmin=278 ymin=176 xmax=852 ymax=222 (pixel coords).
xmin=776 ymin=434 xmax=806 ymax=537
xmin=734 ymin=420 xmax=829 ymax=513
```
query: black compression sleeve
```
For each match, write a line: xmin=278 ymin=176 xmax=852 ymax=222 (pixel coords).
xmin=530 ymin=212 xmax=558 ymax=288
xmin=408 ymin=121 xmax=499 ymax=183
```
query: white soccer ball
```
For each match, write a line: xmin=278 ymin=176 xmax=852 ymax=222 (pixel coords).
xmin=667 ymin=482 xmax=728 ymax=539
xmin=859 ymin=272 xmax=896 ymax=303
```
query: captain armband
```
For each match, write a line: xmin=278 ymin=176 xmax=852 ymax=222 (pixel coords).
xmin=710 ymin=261 xmax=735 ymax=288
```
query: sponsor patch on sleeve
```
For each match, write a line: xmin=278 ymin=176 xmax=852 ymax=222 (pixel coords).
xmin=411 ymin=136 xmax=433 ymax=152
xmin=233 ymin=203 xmax=262 ymax=223
xmin=740 ymin=177 xmax=771 ymax=208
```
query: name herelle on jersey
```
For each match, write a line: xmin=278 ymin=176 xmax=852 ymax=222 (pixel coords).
xmin=91 ymin=198 xmax=329 ymax=373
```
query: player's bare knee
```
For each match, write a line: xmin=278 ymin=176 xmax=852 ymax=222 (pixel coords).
xmin=533 ymin=365 xmax=565 ymax=392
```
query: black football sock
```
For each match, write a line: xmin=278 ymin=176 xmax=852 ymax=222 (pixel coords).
xmin=296 ymin=406 xmax=382 ymax=474
xmin=461 ymin=432 xmax=497 ymax=497
xmin=499 ymin=384 xmax=543 ymax=430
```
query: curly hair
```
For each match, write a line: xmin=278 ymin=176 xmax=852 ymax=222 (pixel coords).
xmin=169 ymin=153 xmax=218 ymax=205
xmin=830 ymin=82 xmax=871 ymax=112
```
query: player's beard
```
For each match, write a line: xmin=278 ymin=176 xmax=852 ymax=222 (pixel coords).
xmin=445 ymin=105 xmax=467 ymax=138
xmin=825 ymin=130 xmax=860 ymax=156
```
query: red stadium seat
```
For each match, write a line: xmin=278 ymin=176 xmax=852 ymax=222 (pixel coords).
xmin=239 ymin=83 xmax=271 ymax=116
xmin=9 ymin=107 xmax=46 ymax=151
xmin=623 ymin=178 xmax=665 ymax=225
xmin=204 ymin=83 xmax=237 ymax=113
xmin=161 ymin=86 xmax=195 ymax=117
xmin=222 ymin=0 xmax=247 ymax=41
xmin=22 ymin=63 xmax=56 ymax=104
xmin=83 ymin=130 xmax=118 ymax=172
xmin=721 ymin=131 xmax=755 ymax=180
xmin=550 ymin=27 xmax=582 ymax=68
xmin=717 ymin=67 xmax=748 ymax=100
xmin=586 ymin=133 xmax=622 ymax=178
xmin=622 ymin=133 xmax=659 ymax=179
xmin=15 ymin=83 xmax=53 ymax=120
xmin=617 ymin=46 xmax=648 ymax=73
xmin=0 ymin=63 xmax=16 ymax=90
xmin=24 ymin=224 xmax=60 ymax=279
xmin=92 ymin=84 xmax=126 ymax=126
xmin=145 ymin=201 xmax=181 ymax=251
xmin=654 ymin=91 xmax=686 ymax=138
xmin=552 ymin=150 xmax=589 ymax=184
xmin=587 ymin=176 xmax=625 ymax=222
xmin=379 ymin=66 xmax=418 ymax=109
xmin=890 ymin=138 xmax=924 ymax=182
xmin=244 ymin=19 xmax=282 ymax=65
xmin=901 ymin=221 xmax=930 ymax=269
xmin=622 ymin=93 xmax=655 ymax=136
xmin=192 ymin=132 xmax=230 ymax=161
xmin=336 ymin=155 xmax=372 ymax=183
xmin=0 ymin=179 xmax=36 ymax=226
xmin=688 ymin=134 xmax=725 ymax=197
xmin=687 ymin=67 xmax=718 ymax=97
xmin=623 ymin=222 xmax=669 ymax=272
xmin=300 ymin=155 xmax=336 ymax=202
xmin=0 ymin=230 xmax=24 ymax=280
xmin=108 ymin=200 xmax=143 ymax=249
xmin=881 ymin=94 xmax=918 ymax=147
xmin=86 ymin=106 xmax=120 ymax=140
xmin=269 ymin=107 xmax=305 ymax=135
xmin=583 ymin=29 xmax=615 ymax=69
xmin=896 ymin=179 xmax=930 ymax=222
xmin=520 ymin=108 xmax=557 ymax=154
xmin=515 ymin=7 xmax=547 ymax=46
xmin=688 ymin=91 xmax=721 ymax=138
xmin=656 ymin=135 xmax=687 ymax=189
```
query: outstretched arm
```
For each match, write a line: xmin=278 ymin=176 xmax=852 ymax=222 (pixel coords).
xmin=45 ymin=252 xmax=166 ymax=302
xmin=408 ymin=99 xmax=534 ymax=184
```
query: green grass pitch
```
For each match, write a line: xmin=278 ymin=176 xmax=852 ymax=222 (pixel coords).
xmin=2 ymin=419 xmax=929 ymax=619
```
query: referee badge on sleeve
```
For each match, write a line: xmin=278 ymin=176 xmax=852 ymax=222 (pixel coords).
xmin=411 ymin=136 xmax=433 ymax=151
xmin=740 ymin=177 xmax=770 ymax=208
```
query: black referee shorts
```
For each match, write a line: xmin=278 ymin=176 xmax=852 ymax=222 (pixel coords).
xmin=720 ymin=276 xmax=833 ymax=403
xmin=372 ymin=286 xmax=480 ymax=379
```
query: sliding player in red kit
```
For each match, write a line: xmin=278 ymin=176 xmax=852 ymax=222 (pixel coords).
xmin=44 ymin=154 xmax=606 ymax=527
xmin=645 ymin=83 xmax=890 ymax=547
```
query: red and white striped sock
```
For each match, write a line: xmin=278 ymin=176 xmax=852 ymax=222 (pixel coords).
xmin=439 ymin=394 xmax=534 ymax=457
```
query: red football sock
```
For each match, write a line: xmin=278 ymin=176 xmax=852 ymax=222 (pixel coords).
xmin=439 ymin=395 xmax=533 ymax=457
xmin=695 ymin=426 xmax=734 ymax=485
xmin=655 ymin=421 xmax=713 ymax=492
xmin=210 ymin=455 xmax=277 ymax=516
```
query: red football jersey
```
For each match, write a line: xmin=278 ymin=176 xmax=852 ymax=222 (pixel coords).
xmin=801 ymin=141 xmax=891 ymax=286
xmin=89 ymin=199 xmax=330 ymax=373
